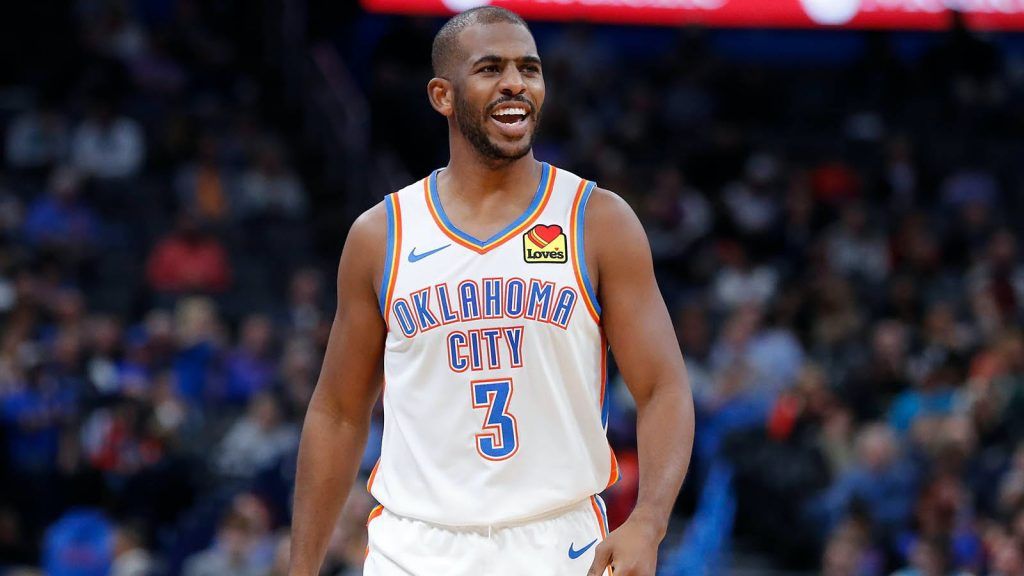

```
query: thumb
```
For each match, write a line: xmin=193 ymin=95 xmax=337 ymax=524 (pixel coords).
xmin=587 ymin=542 xmax=612 ymax=576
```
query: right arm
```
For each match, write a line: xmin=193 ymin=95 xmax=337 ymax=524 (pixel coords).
xmin=288 ymin=204 xmax=388 ymax=576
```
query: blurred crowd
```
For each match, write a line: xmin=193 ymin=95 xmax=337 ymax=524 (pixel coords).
xmin=3 ymin=2 xmax=1024 ymax=576
xmin=0 ymin=1 xmax=356 ymax=575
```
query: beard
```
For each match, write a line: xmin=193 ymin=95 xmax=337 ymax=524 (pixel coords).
xmin=453 ymin=89 xmax=539 ymax=164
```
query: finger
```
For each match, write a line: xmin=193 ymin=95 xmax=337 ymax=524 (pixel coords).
xmin=586 ymin=543 xmax=612 ymax=576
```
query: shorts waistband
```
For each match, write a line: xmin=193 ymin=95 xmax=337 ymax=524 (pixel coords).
xmin=380 ymin=496 xmax=597 ymax=532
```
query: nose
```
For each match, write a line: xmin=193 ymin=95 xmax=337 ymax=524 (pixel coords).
xmin=498 ymin=66 xmax=526 ymax=96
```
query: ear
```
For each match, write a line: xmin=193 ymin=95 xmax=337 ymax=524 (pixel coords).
xmin=427 ymin=77 xmax=454 ymax=117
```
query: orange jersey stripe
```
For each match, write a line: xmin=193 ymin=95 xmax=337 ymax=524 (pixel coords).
xmin=366 ymin=458 xmax=381 ymax=492
xmin=606 ymin=446 xmax=620 ymax=488
xmin=599 ymin=332 xmax=608 ymax=414
xmin=364 ymin=504 xmax=384 ymax=561
xmin=366 ymin=504 xmax=384 ymax=526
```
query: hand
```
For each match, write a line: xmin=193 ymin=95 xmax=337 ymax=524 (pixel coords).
xmin=586 ymin=517 xmax=663 ymax=576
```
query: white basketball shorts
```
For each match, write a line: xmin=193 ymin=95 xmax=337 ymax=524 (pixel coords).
xmin=364 ymin=495 xmax=613 ymax=576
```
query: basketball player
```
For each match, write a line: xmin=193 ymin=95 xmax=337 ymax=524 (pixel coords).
xmin=288 ymin=7 xmax=694 ymax=576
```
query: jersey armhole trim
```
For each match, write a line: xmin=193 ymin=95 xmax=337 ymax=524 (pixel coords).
xmin=589 ymin=495 xmax=609 ymax=537
xmin=571 ymin=180 xmax=601 ymax=324
xmin=379 ymin=193 xmax=402 ymax=320
xmin=605 ymin=445 xmax=620 ymax=489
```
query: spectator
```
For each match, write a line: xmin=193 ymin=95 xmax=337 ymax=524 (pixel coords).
xmin=282 ymin=267 xmax=325 ymax=336
xmin=643 ymin=166 xmax=713 ymax=261
xmin=844 ymin=320 xmax=913 ymax=421
xmin=721 ymin=152 xmax=782 ymax=239
xmin=231 ymin=493 xmax=277 ymax=573
xmin=265 ymin=531 xmax=291 ymax=576
xmin=42 ymin=509 xmax=113 ymax=576
xmin=70 ymin=99 xmax=145 ymax=180
xmin=711 ymin=242 xmax=779 ymax=311
xmin=21 ymin=167 xmax=101 ymax=254
xmin=171 ymin=297 xmax=222 ymax=404
xmin=320 ymin=485 xmax=375 ymax=576
xmin=825 ymin=202 xmax=890 ymax=285
xmin=5 ymin=95 xmax=69 ymax=172
xmin=889 ymin=536 xmax=971 ymax=576
xmin=147 ymin=370 xmax=196 ymax=444
xmin=146 ymin=213 xmax=232 ymax=296
xmin=181 ymin=510 xmax=260 ymax=576
xmin=84 ymin=4 xmax=148 ymax=64
xmin=941 ymin=167 xmax=999 ymax=212
xmin=0 ymin=505 xmax=35 ymax=568
xmin=987 ymin=530 xmax=1024 ymax=576
xmin=83 ymin=315 xmax=123 ymax=396
xmin=222 ymin=314 xmax=276 ymax=405
xmin=996 ymin=444 xmax=1024 ymax=518
xmin=214 ymin=392 xmax=298 ymax=479
xmin=235 ymin=141 xmax=306 ymax=222
xmin=110 ymin=522 xmax=155 ymax=576
xmin=811 ymin=424 xmax=919 ymax=539
xmin=1 ymin=365 xmax=78 ymax=473
xmin=967 ymin=229 xmax=1024 ymax=321
xmin=887 ymin=364 xmax=960 ymax=437
xmin=80 ymin=397 xmax=162 ymax=475
xmin=175 ymin=135 xmax=231 ymax=226
xmin=821 ymin=518 xmax=884 ymax=576
xmin=278 ymin=338 xmax=317 ymax=418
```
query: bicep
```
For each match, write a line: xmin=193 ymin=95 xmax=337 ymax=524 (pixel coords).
xmin=590 ymin=191 xmax=686 ymax=405
xmin=311 ymin=208 xmax=388 ymax=420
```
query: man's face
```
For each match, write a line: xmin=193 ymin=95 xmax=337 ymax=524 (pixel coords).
xmin=450 ymin=22 xmax=544 ymax=163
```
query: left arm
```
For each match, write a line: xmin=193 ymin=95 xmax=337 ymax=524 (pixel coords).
xmin=585 ymin=188 xmax=695 ymax=576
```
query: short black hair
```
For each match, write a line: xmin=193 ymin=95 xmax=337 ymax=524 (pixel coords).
xmin=431 ymin=7 xmax=530 ymax=78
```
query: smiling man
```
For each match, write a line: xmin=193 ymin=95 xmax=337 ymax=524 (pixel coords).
xmin=288 ymin=7 xmax=694 ymax=576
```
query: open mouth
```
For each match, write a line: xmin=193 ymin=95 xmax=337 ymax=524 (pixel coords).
xmin=488 ymin=103 xmax=531 ymax=138
xmin=491 ymin=106 xmax=529 ymax=124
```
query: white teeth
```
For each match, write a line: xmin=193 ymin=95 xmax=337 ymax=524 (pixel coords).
xmin=494 ymin=107 xmax=527 ymax=116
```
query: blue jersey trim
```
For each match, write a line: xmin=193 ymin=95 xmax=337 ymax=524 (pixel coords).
xmin=575 ymin=181 xmax=601 ymax=316
xmin=379 ymin=195 xmax=396 ymax=315
xmin=601 ymin=373 xmax=610 ymax=429
xmin=595 ymin=494 xmax=609 ymax=526
xmin=428 ymin=162 xmax=550 ymax=248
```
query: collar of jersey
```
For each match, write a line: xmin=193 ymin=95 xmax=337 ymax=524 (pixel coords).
xmin=425 ymin=162 xmax=555 ymax=254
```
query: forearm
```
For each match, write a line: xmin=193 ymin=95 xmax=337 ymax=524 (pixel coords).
xmin=288 ymin=401 xmax=371 ymax=576
xmin=629 ymin=378 xmax=695 ymax=538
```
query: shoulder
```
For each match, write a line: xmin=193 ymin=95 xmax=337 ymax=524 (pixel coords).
xmin=582 ymin=186 xmax=653 ymax=286
xmin=337 ymin=199 xmax=391 ymax=290
xmin=585 ymin=186 xmax=648 ymax=255
xmin=347 ymin=199 xmax=389 ymax=249
xmin=585 ymin=186 xmax=641 ymax=229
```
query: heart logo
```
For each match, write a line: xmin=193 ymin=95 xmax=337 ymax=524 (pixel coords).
xmin=528 ymin=224 xmax=562 ymax=247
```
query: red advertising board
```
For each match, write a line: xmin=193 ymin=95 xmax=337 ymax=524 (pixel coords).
xmin=360 ymin=0 xmax=1024 ymax=31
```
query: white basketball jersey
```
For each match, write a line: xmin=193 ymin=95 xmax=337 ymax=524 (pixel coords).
xmin=369 ymin=162 xmax=619 ymax=526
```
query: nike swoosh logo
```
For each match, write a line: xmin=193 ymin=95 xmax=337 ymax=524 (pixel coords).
xmin=568 ymin=539 xmax=598 ymax=559
xmin=408 ymin=244 xmax=451 ymax=263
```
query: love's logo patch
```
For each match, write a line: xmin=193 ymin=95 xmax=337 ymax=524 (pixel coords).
xmin=523 ymin=224 xmax=567 ymax=263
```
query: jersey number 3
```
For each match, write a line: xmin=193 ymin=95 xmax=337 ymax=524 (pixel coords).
xmin=471 ymin=378 xmax=519 ymax=461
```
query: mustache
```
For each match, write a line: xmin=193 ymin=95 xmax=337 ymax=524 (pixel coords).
xmin=485 ymin=95 xmax=534 ymax=115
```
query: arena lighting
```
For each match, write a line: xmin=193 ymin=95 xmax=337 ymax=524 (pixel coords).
xmin=360 ymin=0 xmax=1024 ymax=30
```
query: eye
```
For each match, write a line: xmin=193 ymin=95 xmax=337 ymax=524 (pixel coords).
xmin=521 ymin=65 xmax=541 ymax=74
xmin=480 ymin=65 xmax=500 ymax=74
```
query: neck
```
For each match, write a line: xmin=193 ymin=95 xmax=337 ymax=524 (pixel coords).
xmin=442 ymin=135 xmax=540 ymax=200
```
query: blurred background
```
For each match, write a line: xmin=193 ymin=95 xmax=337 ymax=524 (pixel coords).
xmin=2 ymin=1 xmax=1024 ymax=575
